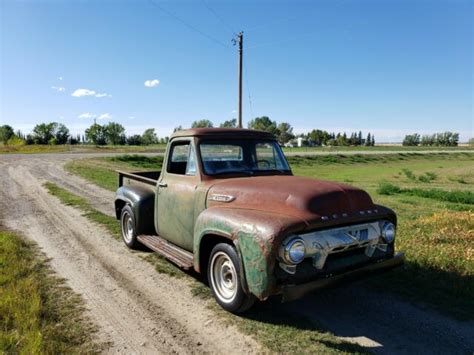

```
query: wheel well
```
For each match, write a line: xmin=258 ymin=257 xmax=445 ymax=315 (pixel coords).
xmin=199 ymin=234 xmax=233 ymax=274
xmin=115 ymin=199 xmax=126 ymax=219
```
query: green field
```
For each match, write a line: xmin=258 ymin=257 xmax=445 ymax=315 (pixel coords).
xmin=0 ymin=230 xmax=99 ymax=353
xmin=1 ymin=142 xmax=473 ymax=154
xmin=65 ymin=152 xmax=474 ymax=320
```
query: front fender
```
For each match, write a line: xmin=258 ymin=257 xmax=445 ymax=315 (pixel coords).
xmin=194 ymin=207 xmax=306 ymax=300
xmin=115 ymin=186 xmax=155 ymax=234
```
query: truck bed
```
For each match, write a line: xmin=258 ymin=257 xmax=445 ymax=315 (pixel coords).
xmin=117 ymin=170 xmax=160 ymax=189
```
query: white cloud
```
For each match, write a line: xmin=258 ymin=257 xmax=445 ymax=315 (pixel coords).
xmin=97 ymin=113 xmax=112 ymax=120
xmin=144 ymin=79 xmax=160 ymax=88
xmin=51 ymin=86 xmax=65 ymax=92
xmin=95 ymin=92 xmax=112 ymax=98
xmin=128 ymin=116 xmax=136 ymax=120
xmin=72 ymin=88 xmax=96 ymax=97
xmin=58 ymin=76 xmax=63 ymax=81
xmin=72 ymin=89 xmax=111 ymax=98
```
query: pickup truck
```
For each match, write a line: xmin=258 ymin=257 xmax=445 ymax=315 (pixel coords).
xmin=115 ymin=128 xmax=404 ymax=313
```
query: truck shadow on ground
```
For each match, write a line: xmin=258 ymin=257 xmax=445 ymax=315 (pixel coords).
xmin=240 ymin=261 xmax=473 ymax=354
xmin=143 ymin=247 xmax=473 ymax=354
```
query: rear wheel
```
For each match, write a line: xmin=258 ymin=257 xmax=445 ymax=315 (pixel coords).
xmin=120 ymin=205 xmax=141 ymax=249
xmin=208 ymin=243 xmax=255 ymax=314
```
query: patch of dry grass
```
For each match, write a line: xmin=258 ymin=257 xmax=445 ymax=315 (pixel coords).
xmin=402 ymin=211 xmax=473 ymax=275
xmin=0 ymin=230 xmax=100 ymax=352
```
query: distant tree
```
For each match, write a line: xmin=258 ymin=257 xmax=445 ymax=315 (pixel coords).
xmin=55 ymin=123 xmax=70 ymax=144
xmin=127 ymin=134 xmax=142 ymax=145
xmin=435 ymin=132 xmax=459 ymax=146
xmin=420 ymin=134 xmax=435 ymax=146
xmin=358 ymin=131 xmax=363 ymax=146
xmin=68 ymin=135 xmax=79 ymax=145
xmin=276 ymin=122 xmax=294 ymax=145
xmin=31 ymin=123 xmax=55 ymax=144
xmin=16 ymin=130 xmax=25 ymax=140
xmin=469 ymin=138 xmax=474 ymax=146
xmin=365 ymin=133 xmax=372 ymax=146
xmin=402 ymin=133 xmax=420 ymax=146
xmin=371 ymin=134 xmax=375 ymax=146
xmin=105 ymin=122 xmax=126 ymax=145
xmin=309 ymin=129 xmax=325 ymax=146
xmin=141 ymin=128 xmax=158 ymax=145
xmin=173 ymin=126 xmax=183 ymax=132
xmin=85 ymin=123 xmax=107 ymax=145
xmin=0 ymin=125 xmax=14 ymax=143
xmin=220 ymin=118 xmax=237 ymax=128
xmin=247 ymin=116 xmax=279 ymax=136
xmin=191 ymin=119 xmax=214 ymax=128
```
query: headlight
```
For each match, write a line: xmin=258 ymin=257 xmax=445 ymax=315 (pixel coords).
xmin=381 ymin=222 xmax=396 ymax=243
xmin=282 ymin=238 xmax=306 ymax=264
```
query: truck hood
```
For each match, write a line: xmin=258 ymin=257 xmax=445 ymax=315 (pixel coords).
xmin=207 ymin=176 xmax=375 ymax=223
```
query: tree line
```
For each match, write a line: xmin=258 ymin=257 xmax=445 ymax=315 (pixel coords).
xmin=184 ymin=116 xmax=375 ymax=146
xmin=402 ymin=132 xmax=459 ymax=146
xmin=5 ymin=118 xmax=462 ymax=147
xmin=0 ymin=122 xmax=166 ymax=146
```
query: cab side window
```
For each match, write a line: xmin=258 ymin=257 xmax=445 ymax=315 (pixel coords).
xmin=167 ymin=142 xmax=196 ymax=176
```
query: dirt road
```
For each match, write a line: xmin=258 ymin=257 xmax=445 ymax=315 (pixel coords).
xmin=0 ymin=153 xmax=473 ymax=354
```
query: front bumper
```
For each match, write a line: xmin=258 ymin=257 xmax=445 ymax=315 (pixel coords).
xmin=281 ymin=252 xmax=405 ymax=302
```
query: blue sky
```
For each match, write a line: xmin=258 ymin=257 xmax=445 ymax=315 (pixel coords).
xmin=1 ymin=0 xmax=472 ymax=142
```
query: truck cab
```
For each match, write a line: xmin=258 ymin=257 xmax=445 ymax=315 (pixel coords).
xmin=115 ymin=128 xmax=404 ymax=313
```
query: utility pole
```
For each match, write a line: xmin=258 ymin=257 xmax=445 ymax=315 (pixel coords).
xmin=233 ymin=31 xmax=243 ymax=128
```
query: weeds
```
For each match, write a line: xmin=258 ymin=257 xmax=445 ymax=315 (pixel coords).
xmin=402 ymin=168 xmax=416 ymax=180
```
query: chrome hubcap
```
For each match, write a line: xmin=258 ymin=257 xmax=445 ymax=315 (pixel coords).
xmin=210 ymin=251 xmax=237 ymax=303
xmin=122 ymin=212 xmax=134 ymax=243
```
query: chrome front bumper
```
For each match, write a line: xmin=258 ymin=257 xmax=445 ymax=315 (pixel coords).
xmin=281 ymin=252 xmax=405 ymax=302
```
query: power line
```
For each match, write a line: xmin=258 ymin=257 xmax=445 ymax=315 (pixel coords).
xmin=200 ymin=0 xmax=236 ymax=36
xmin=149 ymin=0 xmax=230 ymax=49
xmin=244 ymin=62 xmax=254 ymax=120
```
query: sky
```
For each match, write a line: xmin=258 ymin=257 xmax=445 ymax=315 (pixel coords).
xmin=0 ymin=0 xmax=472 ymax=142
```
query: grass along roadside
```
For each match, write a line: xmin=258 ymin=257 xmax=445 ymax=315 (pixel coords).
xmin=0 ymin=229 xmax=99 ymax=353
xmin=377 ymin=182 xmax=474 ymax=205
xmin=44 ymin=181 xmax=367 ymax=353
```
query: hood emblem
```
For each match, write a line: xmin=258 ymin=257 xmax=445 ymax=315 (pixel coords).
xmin=208 ymin=194 xmax=235 ymax=203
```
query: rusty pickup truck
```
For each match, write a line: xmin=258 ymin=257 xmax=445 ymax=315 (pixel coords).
xmin=115 ymin=128 xmax=404 ymax=313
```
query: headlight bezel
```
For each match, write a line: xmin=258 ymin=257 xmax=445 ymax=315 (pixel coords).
xmin=381 ymin=221 xmax=396 ymax=243
xmin=281 ymin=237 xmax=306 ymax=265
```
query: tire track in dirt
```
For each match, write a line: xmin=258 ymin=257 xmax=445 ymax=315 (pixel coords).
xmin=0 ymin=163 xmax=259 ymax=353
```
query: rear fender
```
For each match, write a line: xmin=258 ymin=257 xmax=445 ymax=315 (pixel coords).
xmin=115 ymin=186 xmax=155 ymax=234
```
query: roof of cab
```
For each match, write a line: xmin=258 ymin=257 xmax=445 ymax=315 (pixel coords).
xmin=170 ymin=128 xmax=275 ymax=139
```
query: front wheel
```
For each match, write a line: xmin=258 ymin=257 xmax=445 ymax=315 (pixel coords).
xmin=120 ymin=205 xmax=141 ymax=249
xmin=208 ymin=243 xmax=255 ymax=314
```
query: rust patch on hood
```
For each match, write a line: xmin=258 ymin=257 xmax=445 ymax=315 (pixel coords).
xmin=207 ymin=176 xmax=375 ymax=223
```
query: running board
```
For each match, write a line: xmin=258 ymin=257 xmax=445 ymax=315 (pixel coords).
xmin=137 ymin=234 xmax=194 ymax=270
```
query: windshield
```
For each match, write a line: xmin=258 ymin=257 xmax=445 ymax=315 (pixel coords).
xmin=199 ymin=139 xmax=291 ymax=176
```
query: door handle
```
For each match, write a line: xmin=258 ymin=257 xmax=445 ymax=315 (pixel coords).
xmin=158 ymin=182 xmax=168 ymax=188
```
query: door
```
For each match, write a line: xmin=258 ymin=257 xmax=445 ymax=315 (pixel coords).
xmin=157 ymin=140 xmax=198 ymax=251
